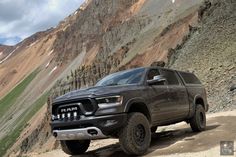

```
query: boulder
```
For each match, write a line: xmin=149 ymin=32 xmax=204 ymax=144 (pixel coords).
xmin=230 ymin=84 xmax=236 ymax=91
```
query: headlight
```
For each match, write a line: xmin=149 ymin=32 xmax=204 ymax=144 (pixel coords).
xmin=96 ymin=95 xmax=123 ymax=108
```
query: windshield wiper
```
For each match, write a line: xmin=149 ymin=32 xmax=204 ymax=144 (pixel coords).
xmin=106 ymin=83 xmax=119 ymax=86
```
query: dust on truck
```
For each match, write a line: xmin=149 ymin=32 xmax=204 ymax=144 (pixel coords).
xmin=51 ymin=67 xmax=208 ymax=155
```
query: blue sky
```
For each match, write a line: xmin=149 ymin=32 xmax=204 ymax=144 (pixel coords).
xmin=0 ymin=36 xmax=21 ymax=46
xmin=0 ymin=0 xmax=85 ymax=46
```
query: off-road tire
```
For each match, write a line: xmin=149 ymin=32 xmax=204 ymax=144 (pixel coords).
xmin=119 ymin=112 xmax=151 ymax=155
xmin=190 ymin=104 xmax=206 ymax=132
xmin=60 ymin=140 xmax=90 ymax=155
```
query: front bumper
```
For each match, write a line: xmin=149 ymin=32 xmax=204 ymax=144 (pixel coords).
xmin=53 ymin=127 xmax=107 ymax=140
xmin=51 ymin=113 xmax=127 ymax=136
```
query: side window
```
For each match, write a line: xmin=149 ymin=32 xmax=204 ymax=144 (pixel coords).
xmin=179 ymin=72 xmax=201 ymax=84
xmin=147 ymin=69 xmax=164 ymax=85
xmin=161 ymin=70 xmax=179 ymax=85
xmin=147 ymin=69 xmax=160 ymax=80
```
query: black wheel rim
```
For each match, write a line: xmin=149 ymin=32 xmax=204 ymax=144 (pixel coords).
xmin=134 ymin=124 xmax=146 ymax=146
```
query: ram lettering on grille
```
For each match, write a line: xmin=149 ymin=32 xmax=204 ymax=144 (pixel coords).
xmin=61 ymin=107 xmax=78 ymax=113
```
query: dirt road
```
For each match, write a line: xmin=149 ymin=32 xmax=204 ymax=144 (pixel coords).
xmin=31 ymin=110 xmax=236 ymax=157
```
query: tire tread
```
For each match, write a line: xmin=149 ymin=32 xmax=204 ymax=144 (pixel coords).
xmin=119 ymin=112 xmax=151 ymax=155
xmin=190 ymin=104 xmax=206 ymax=132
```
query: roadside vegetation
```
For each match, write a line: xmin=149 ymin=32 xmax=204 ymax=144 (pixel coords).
xmin=0 ymin=91 xmax=50 ymax=156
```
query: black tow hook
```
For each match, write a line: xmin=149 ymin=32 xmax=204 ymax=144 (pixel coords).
xmin=53 ymin=132 xmax=58 ymax=137
xmin=87 ymin=129 xmax=98 ymax=136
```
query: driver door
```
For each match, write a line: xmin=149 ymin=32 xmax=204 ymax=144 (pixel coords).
xmin=146 ymin=68 xmax=170 ymax=125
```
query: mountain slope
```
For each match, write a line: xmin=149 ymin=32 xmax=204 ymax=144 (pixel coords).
xmin=4 ymin=0 xmax=205 ymax=156
xmin=0 ymin=44 xmax=14 ymax=62
xmin=1 ymin=0 xmax=235 ymax=156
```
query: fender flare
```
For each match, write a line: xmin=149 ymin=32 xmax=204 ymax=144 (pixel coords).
xmin=124 ymin=97 xmax=152 ymax=122
xmin=190 ymin=95 xmax=205 ymax=117
xmin=193 ymin=95 xmax=205 ymax=107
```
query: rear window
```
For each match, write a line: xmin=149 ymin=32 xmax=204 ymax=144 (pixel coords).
xmin=161 ymin=69 xmax=180 ymax=85
xmin=179 ymin=72 xmax=201 ymax=84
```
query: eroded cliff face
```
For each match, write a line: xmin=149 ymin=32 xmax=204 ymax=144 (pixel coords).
xmin=49 ymin=0 xmax=204 ymax=97
xmin=52 ymin=0 xmax=151 ymax=65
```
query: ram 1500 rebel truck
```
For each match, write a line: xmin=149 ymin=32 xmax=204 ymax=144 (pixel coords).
xmin=51 ymin=67 xmax=208 ymax=155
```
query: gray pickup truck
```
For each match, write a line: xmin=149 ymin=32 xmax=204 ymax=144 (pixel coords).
xmin=51 ymin=67 xmax=208 ymax=155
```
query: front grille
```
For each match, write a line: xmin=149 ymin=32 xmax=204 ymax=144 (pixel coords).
xmin=81 ymin=99 xmax=94 ymax=112
xmin=53 ymin=112 xmax=80 ymax=121
xmin=52 ymin=98 xmax=97 ymax=121
xmin=56 ymin=103 xmax=80 ymax=120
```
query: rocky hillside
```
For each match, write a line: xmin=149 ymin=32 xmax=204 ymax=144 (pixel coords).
xmin=1 ymin=0 xmax=235 ymax=156
xmin=168 ymin=0 xmax=236 ymax=112
xmin=50 ymin=0 xmax=204 ymax=97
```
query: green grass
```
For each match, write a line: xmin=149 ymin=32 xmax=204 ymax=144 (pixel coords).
xmin=0 ymin=69 xmax=39 ymax=118
xmin=0 ymin=91 xmax=50 ymax=156
xmin=23 ymin=91 xmax=50 ymax=124
xmin=0 ymin=123 xmax=23 ymax=156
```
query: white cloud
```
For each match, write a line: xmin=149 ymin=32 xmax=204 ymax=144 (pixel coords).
xmin=0 ymin=0 xmax=85 ymax=45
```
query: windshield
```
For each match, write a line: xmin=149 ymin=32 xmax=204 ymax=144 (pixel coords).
xmin=96 ymin=68 xmax=145 ymax=86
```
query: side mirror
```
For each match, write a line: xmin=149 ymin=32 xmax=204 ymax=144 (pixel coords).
xmin=147 ymin=75 xmax=166 ymax=85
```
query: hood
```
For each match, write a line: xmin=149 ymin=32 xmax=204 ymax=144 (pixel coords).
xmin=53 ymin=84 xmax=138 ymax=103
